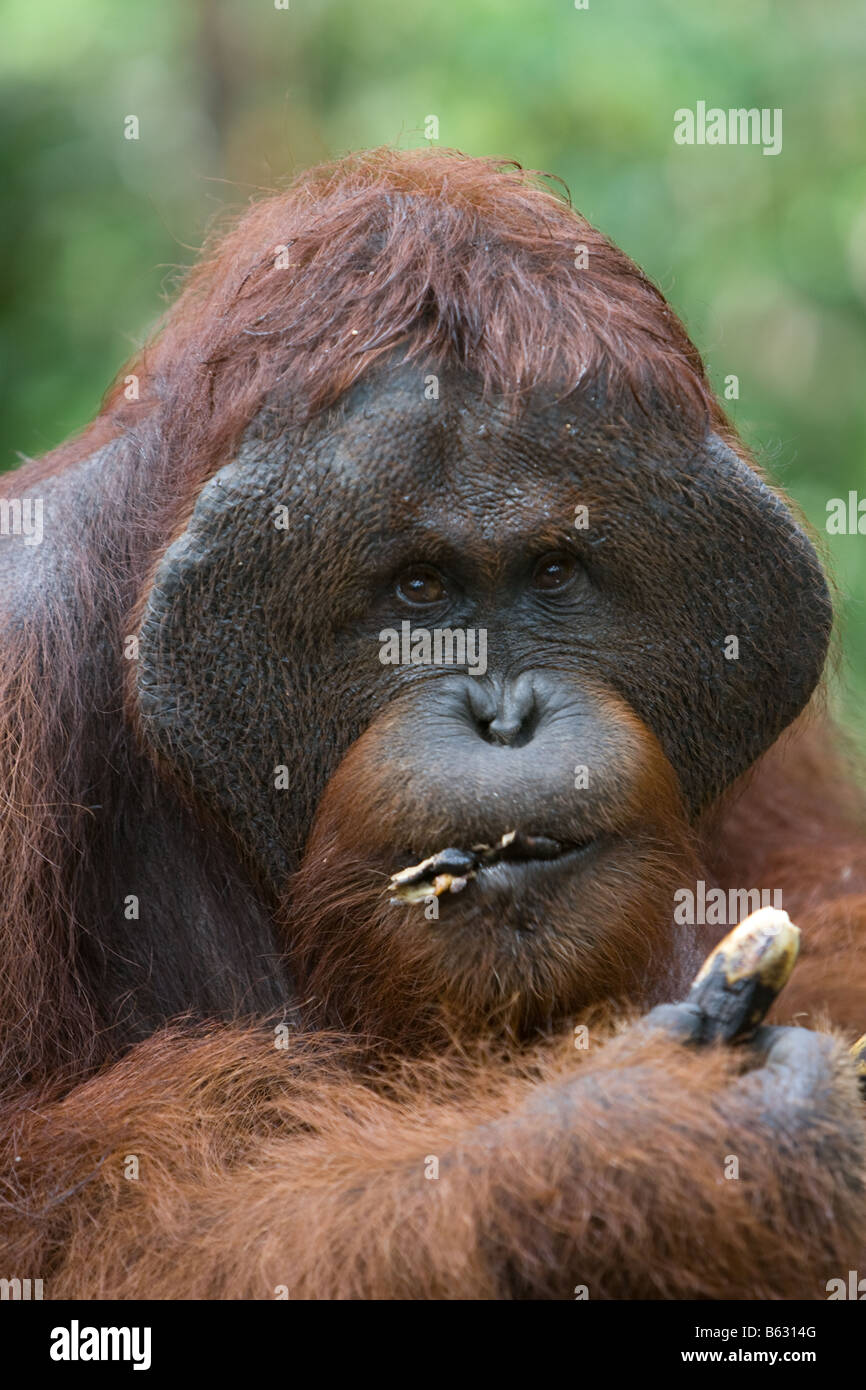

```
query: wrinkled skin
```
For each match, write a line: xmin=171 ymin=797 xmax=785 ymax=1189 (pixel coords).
xmin=133 ymin=361 xmax=831 ymax=1044
xmin=0 ymin=264 xmax=863 ymax=1299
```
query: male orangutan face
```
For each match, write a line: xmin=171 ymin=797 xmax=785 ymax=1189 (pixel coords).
xmin=135 ymin=360 xmax=829 ymax=1040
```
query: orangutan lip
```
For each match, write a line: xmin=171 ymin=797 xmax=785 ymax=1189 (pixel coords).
xmin=388 ymin=830 xmax=593 ymax=905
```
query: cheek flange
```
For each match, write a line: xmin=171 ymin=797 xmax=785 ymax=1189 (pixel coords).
xmin=582 ymin=432 xmax=832 ymax=813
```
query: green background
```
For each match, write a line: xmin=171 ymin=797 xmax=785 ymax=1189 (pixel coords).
xmin=2 ymin=0 xmax=864 ymax=724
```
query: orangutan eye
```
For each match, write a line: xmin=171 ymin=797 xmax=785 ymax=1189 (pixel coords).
xmin=531 ymin=552 xmax=578 ymax=592
xmin=395 ymin=566 xmax=447 ymax=607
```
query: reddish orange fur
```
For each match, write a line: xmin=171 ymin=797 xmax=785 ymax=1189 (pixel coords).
xmin=1 ymin=149 xmax=865 ymax=1299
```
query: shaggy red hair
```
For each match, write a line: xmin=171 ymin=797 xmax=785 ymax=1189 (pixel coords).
xmin=1 ymin=149 xmax=864 ymax=1300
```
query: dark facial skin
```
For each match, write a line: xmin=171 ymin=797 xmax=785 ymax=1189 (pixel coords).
xmin=135 ymin=358 xmax=828 ymax=1039
xmin=290 ymin=677 xmax=701 ymax=1042
xmin=2 ymin=149 xmax=861 ymax=1301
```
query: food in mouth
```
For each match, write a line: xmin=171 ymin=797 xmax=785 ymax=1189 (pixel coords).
xmin=388 ymin=830 xmax=567 ymax=904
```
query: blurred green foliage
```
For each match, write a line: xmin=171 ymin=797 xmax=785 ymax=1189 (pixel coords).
xmin=1 ymin=0 xmax=865 ymax=721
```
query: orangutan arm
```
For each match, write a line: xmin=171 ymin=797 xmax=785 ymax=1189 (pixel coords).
xmin=3 ymin=1018 xmax=863 ymax=1300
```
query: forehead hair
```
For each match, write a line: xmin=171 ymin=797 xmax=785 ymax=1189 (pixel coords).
xmin=86 ymin=147 xmax=716 ymax=505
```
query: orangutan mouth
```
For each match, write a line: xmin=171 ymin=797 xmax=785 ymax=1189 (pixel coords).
xmin=388 ymin=830 xmax=588 ymax=904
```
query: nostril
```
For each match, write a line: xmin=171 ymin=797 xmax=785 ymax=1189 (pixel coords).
xmin=478 ymin=675 xmax=539 ymax=748
xmin=461 ymin=674 xmax=540 ymax=746
xmin=486 ymin=713 xmax=526 ymax=746
xmin=465 ymin=680 xmax=498 ymax=728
